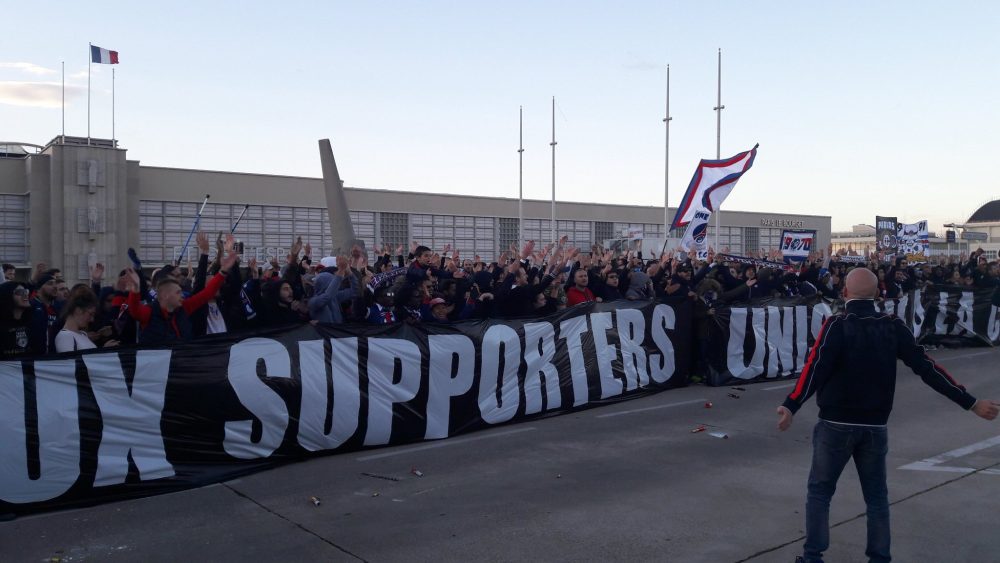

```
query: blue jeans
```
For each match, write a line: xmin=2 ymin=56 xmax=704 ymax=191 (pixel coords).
xmin=803 ymin=420 xmax=891 ymax=563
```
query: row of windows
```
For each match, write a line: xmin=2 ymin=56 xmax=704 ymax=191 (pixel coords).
xmin=0 ymin=195 xmax=28 ymax=263
xmin=137 ymin=200 xmax=805 ymax=264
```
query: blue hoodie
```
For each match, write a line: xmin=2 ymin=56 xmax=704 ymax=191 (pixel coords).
xmin=308 ymin=270 xmax=358 ymax=324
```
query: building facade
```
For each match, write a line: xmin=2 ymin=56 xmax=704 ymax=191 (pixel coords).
xmin=0 ymin=137 xmax=832 ymax=279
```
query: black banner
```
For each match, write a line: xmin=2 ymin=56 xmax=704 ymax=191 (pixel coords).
xmin=706 ymin=286 xmax=1000 ymax=386
xmin=0 ymin=300 xmax=691 ymax=514
xmin=707 ymin=295 xmax=833 ymax=387
xmin=876 ymin=215 xmax=898 ymax=256
xmin=892 ymin=285 xmax=1000 ymax=347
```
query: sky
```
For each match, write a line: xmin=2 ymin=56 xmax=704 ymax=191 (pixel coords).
xmin=2 ymin=1 xmax=999 ymax=233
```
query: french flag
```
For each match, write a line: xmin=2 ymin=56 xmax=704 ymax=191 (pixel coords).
xmin=90 ymin=45 xmax=119 ymax=65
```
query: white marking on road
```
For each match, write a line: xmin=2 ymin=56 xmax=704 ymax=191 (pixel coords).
xmin=595 ymin=398 xmax=707 ymax=418
xmin=938 ymin=350 xmax=995 ymax=361
xmin=761 ymin=382 xmax=796 ymax=391
xmin=356 ymin=427 xmax=537 ymax=461
xmin=899 ymin=434 xmax=1000 ymax=475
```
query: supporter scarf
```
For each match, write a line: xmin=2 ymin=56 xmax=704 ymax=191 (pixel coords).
xmin=717 ymin=254 xmax=793 ymax=271
xmin=367 ymin=266 xmax=407 ymax=292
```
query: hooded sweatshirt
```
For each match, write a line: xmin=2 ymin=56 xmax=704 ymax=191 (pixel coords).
xmin=308 ymin=270 xmax=359 ymax=324
xmin=625 ymin=271 xmax=654 ymax=300
xmin=258 ymin=281 xmax=303 ymax=325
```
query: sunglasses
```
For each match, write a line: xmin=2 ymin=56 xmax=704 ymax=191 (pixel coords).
xmin=13 ymin=287 xmax=28 ymax=297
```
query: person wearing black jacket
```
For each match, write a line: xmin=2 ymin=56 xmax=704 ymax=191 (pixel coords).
xmin=777 ymin=267 xmax=998 ymax=563
xmin=494 ymin=260 xmax=556 ymax=318
xmin=258 ymin=280 xmax=305 ymax=325
xmin=0 ymin=281 xmax=33 ymax=358
xmin=596 ymin=270 xmax=623 ymax=301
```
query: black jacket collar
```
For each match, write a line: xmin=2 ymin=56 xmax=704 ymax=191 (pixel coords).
xmin=844 ymin=299 xmax=877 ymax=316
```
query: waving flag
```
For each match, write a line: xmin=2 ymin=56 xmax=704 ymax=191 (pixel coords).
xmin=90 ymin=45 xmax=119 ymax=64
xmin=671 ymin=144 xmax=758 ymax=229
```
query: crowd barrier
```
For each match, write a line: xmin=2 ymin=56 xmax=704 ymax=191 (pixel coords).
xmin=2 ymin=285 xmax=995 ymax=513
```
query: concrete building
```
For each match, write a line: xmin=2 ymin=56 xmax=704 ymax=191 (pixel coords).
xmin=0 ymin=136 xmax=832 ymax=280
xmin=959 ymin=200 xmax=1000 ymax=259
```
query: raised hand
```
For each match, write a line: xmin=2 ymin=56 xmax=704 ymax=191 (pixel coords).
xmin=220 ymin=247 xmax=238 ymax=272
xmin=89 ymin=262 xmax=105 ymax=282
xmin=336 ymin=255 xmax=350 ymax=272
xmin=124 ymin=268 xmax=140 ymax=292
xmin=304 ymin=242 xmax=312 ymax=257
xmin=247 ymin=257 xmax=259 ymax=279
xmin=224 ymin=233 xmax=236 ymax=254
xmin=521 ymin=240 xmax=535 ymax=260
xmin=196 ymin=231 xmax=210 ymax=255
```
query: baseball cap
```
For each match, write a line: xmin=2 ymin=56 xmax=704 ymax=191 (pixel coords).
xmin=319 ymin=256 xmax=337 ymax=269
xmin=35 ymin=273 xmax=56 ymax=288
xmin=428 ymin=297 xmax=448 ymax=306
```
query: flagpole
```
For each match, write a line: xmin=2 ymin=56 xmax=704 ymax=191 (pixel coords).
xmin=663 ymin=64 xmax=672 ymax=239
xmin=518 ymin=105 xmax=524 ymax=246
xmin=550 ymin=96 xmax=557 ymax=244
xmin=712 ymin=48 xmax=725 ymax=250
xmin=61 ymin=61 xmax=65 ymax=142
xmin=112 ymin=67 xmax=116 ymax=147
xmin=87 ymin=43 xmax=92 ymax=146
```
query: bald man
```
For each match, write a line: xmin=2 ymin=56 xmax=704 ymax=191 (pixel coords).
xmin=778 ymin=267 xmax=998 ymax=563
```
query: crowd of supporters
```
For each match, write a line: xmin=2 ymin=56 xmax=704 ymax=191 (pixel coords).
xmin=0 ymin=230 xmax=997 ymax=362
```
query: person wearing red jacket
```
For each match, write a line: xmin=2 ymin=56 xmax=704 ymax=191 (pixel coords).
xmin=565 ymin=268 xmax=600 ymax=307
xmin=124 ymin=250 xmax=238 ymax=345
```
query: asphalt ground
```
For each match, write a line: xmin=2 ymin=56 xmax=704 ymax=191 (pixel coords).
xmin=2 ymin=347 xmax=999 ymax=563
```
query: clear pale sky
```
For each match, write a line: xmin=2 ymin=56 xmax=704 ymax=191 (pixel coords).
xmin=2 ymin=2 xmax=998 ymax=233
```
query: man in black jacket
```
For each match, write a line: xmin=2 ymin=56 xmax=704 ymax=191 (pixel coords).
xmin=777 ymin=267 xmax=998 ymax=563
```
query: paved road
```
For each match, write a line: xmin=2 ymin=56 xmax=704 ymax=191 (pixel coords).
xmin=2 ymin=348 xmax=999 ymax=562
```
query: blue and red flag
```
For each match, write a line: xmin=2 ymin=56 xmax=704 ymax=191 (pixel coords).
xmin=671 ymin=144 xmax=759 ymax=230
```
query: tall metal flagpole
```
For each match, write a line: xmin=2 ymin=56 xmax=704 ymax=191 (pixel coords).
xmin=712 ymin=48 xmax=725 ymax=249
xmin=61 ymin=61 xmax=65 ymax=141
xmin=550 ymin=96 xmax=557 ymax=244
xmin=87 ymin=43 xmax=92 ymax=145
xmin=518 ymin=106 xmax=524 ymax=246
xmin=112 ymin=67 xmax=116 ymax=147
xmin=663 ymin=64 xmax=672 ymax=238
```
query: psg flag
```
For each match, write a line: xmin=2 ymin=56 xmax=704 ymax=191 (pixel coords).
xmin=680 ymin=206 xmax=711 ymax=260
xmin=90 ymin=45 xmax=119 ymax=64
xmin=671 ymin=144 xmax=758 ymax=230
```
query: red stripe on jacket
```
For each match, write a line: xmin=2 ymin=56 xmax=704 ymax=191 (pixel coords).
xmin=789 ymin=315 xmax=836 ymax=401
